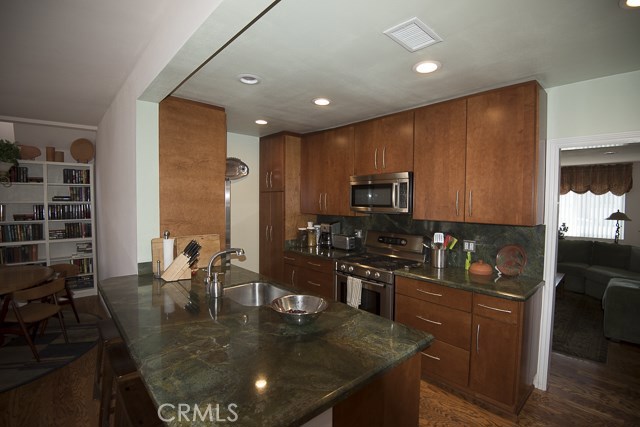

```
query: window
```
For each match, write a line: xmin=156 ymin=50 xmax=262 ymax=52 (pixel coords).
xmin=559 ymin=191 xmax=626 ymax=239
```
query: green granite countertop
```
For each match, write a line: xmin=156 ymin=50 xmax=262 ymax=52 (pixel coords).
xmin=98 ymin=266 xmax=432 ymax=427
xmin=395 ymin=265 xmax=544 ymax=301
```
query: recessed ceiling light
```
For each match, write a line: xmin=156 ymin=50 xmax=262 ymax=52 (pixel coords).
xmin=413 ymin=60 xmax=441 ymax=74
xmin=620 ymin=0 xmax=640 ymax=8
xmin=255 ymin=119 xmax=268 ymax=125
xmin=238 ymin=74 xmax=261 ymax=85
xmin=312 ymin=98 xmax=331 ymax=106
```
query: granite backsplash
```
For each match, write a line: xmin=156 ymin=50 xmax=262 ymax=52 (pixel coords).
xmin=317 ymin=214 xmax=546 ymax=280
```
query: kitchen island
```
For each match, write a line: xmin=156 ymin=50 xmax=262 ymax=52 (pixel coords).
xmin=99 ymin=266 xmax=433 ymax=426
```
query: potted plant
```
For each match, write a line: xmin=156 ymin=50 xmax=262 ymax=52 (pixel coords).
xmin=0 ymin=139 xmax=20 ymax=173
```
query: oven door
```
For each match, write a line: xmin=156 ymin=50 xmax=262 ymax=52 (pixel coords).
xmin=334 ymin=271 xmax=394 ymax=320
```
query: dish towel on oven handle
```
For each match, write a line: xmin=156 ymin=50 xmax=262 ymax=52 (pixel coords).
xmin=346 ymin=276 xmax=362 ymax=308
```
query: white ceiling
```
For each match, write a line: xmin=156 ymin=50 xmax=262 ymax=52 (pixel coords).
xmin=1 ymin=0 xmax=639 ymax=138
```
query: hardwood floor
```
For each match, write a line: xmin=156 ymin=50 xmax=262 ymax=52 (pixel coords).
xmin=419 ymin=342 xmax=640 ymax=426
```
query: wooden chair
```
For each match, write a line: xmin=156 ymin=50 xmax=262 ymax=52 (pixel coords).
xmin=50 ymin=263 xmax=81 ymax=323
xmin=2 ymin=278 xmax=69 ymax=362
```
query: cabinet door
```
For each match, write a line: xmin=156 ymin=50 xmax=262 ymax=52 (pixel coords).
xmin=259 ymin=192 xmax=284 ymax=281
xmin=469 ymin=314 xmax=519 ymax=406
xmin=300 ymin=132 xmax=325 ymax=214
xmin=323 ymin=126 xmax=354 ymax=216
xmin=260 ymin=134 xmax=285 ymax=192
xmin=465 ymin=82 xmax=542 ymax=225
xmin=354 ymin=111 xmax=414 ymax=175
xmin=413 ymin=99 xmax=467 ymax=222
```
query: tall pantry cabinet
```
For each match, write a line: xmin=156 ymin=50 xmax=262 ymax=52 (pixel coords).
xmin=259 ymin=132 xmax=313 ymax=282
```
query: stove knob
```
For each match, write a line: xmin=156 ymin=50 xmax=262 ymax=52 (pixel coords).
xmin=348 ymin=266 xmax=354 ymax=273
xmin=374 ymin=272 xmax=381 ymax=279
xmin=365 ymin=270 xmax=371 ymax=277
xmin=340 ymin=264 xmax=346 ymax=271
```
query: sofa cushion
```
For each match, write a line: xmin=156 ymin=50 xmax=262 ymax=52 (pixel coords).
xmin=585 ymin=265 xmax=640 ymax=285
xmin=592 ymin=241 xmax=630 ymax=269
xmin=558 ymin=240 xmax=593 ymax=264
xmin=630 ymin=247 xmax=640 ymax=273
xmin=556 ymin=262 xmax=590 ymax=277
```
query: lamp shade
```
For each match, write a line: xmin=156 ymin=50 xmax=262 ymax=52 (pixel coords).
xmin=606 ymin=210 xmax=631 ymax=221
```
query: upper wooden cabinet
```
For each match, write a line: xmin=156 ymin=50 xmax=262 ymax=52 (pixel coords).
xmin=413 ymin=98 xmax=467 ymax=222
xmin=413 ymin=81 xmax=546 ymax=226
xmin=301 ymin=126 xmax=354 ymax=216
xmin=465 ymin=81 xmax=546 ymax=226
xmin=260 ymin=133 xmax=286 ymax=192
xmin=354 ymin=111 xmax=414 ymax=175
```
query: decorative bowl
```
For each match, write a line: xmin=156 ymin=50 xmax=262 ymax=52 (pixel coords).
xmin=271 ymin=294 xmax=328 ymax=325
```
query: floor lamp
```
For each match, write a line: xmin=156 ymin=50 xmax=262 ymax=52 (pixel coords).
xmin=606 ymin=210 xmax=631 ymax=244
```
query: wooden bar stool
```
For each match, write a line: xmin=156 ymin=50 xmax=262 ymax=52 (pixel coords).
xmin=115 ymin=377 xmax=163 ymax=427
xmin=99 ymin=341 xmax=139 ymax=427
xmin=94 ymin=318 xmax=123 ymax=398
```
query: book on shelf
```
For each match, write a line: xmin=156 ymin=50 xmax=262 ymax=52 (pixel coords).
xmin=0 ymin=244 xmax=39 ymax=264
xmin=0 ymin=224 xmax=44 ymax=242
xmin=47 ymin=203 xmax=91 ymax=220
xmin=8 ymin=166 xmax=30 ymax=183
xmin=62 ymin=169 xmax=90 ymax=184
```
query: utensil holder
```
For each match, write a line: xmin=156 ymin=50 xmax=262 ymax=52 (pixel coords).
xmin=431 ymin=248 xmax=447 ymax=269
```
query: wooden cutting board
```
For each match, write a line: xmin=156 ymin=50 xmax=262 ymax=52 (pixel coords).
xmin=151 ymin=234 xmax=221 ymax=274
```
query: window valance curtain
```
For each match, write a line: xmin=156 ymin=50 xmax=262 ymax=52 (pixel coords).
xmin=560 ymin=163 xmax=633 ymax=196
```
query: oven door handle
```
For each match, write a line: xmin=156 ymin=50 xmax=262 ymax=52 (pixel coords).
xmin=336 ymin=272 xmax=387 ymax=289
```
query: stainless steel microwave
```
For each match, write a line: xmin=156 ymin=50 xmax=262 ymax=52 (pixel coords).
xmin=349 ymin=172 xmax=413 ymax=214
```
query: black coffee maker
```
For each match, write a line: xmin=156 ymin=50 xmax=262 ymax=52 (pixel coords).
xmin=319 ymin=222 xmax=340 ymax=247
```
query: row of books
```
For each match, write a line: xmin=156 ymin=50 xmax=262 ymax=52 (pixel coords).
xmin=70 ymin=257 xmax=94 ymax=275
xmin=76 ymin=242 xmax=92 ymax=254
xmin=31 ymin=203 xmax=92 ymax=220
xmin=63 ymin=169 xmax=91 ymax=184
xmin=49 ymin=223 xmax=92 ymax=239
xmin=0 ymin=224 xmax=44 ymax=242
xmin=68 ymin=187 xmax=91 ymax=201
xmin=8 ymin=166 xmax=30 ymax=183
xmin=66 ymin=275 xmax=93 ymax=290
xmin=0 ymin=244 xmax=39 ymax=263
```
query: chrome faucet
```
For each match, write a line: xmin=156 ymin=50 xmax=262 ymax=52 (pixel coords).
xmin=205 ymin=248 xmax=245 ymax=297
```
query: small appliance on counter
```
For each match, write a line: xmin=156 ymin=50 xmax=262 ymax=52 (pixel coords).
xmin=319 ymin=222 xmax=340 ymax=247
xmin=332 ymin=234 xmax=356 ymax=251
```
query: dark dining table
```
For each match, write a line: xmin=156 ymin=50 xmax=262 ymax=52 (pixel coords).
xmin=0 ymin=265 xmax=54 ymax=344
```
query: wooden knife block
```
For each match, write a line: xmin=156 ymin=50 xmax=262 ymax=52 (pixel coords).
xmin=151 ymin=234 xmax=221 ymax=278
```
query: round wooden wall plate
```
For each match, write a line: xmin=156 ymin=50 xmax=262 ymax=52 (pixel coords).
xmin=19 ymin=145 xmax=41 ymax=160
xmin=70 ymin=138 xmax=95 ymax=163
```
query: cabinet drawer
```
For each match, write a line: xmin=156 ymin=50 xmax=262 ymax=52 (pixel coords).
xmin=283 ymin=251 xmax=303 ymax=266
xmin=472 ymin=293 xmax=520 ymax=324
xmin=421 ymin=340 xmax=470 ymax=388
xmin=298 ymin=269 xmax=334 ymax=300
xmin=396 ymin=276 xmax=471 ymax=312
xmin=302 ymin=257 xmax=333 ymax=273
xmin=396 ymin=294 xmax=471 ymax=350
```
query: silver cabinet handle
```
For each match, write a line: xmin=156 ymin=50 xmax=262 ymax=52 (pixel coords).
xmin=307 ymin=281 xmax=321 ymax=287
xmin=269 ymin=171 xmax=273 ymax=188
xmin=455 ymin=190 xmax=459 ymax=217
xmin=284 ymin=256 xmax=295 ymax=261
xmin=374 ymin=147 xmax=378 ymax=170
xmin=382 ymin=146 xmax=386 ymax=169
xmin=421 ymin=352 xmax=440 ymax=361
xmin=265 ymin=172 xmax=269 ymax=188
xmin=319 ymin=193 xmax=322 ymax=211
xmin=265 ymin=225 xmax=269 ymax=240
xmin=416 ymin=288 xmax=442 ymax=297
xmin=416 ymin=315 xmax=442 ymax=326
xmin=476 ymin=323 xmax=480 ymax=354
xmin=291 ymin=270 xmax=295 ymax=286
xmin=477 ymin=303 xmax=512 ymax=314
xmin=468 ymin=190 xmax=473 ymax=217
xmin=269 ymin=225 xmax=273 ymax=241
xmin=324 ymin=193 xmax=327 ymax=211
xmin=307 ymin=261 xmax=322 ymax=267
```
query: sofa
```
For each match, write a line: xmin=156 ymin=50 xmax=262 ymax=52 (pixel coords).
xmin=557 ymin=240 xmax=640 ymax=299
xmin=602 ymin=278 xmax=640 ymax=345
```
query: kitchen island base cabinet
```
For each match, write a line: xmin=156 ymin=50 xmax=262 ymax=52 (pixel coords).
xmin=283 ymin=251 xmax=334 ymax=300
xmin=333 ymin=353 xmax=421 ymax=427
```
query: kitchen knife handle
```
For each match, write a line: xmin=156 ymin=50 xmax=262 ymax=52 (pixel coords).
xmin=374 ymin=148 xmax=378 ymax=170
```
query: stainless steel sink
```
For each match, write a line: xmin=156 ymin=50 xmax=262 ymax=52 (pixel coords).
xmin=224 ymin=282 xmax=292 ymax=306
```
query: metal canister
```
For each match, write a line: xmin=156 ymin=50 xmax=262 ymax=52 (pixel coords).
xmin=307 ymin=227 xmax=317 ymax=247
xmin=298 ymin=227 xmax=308 ymax=247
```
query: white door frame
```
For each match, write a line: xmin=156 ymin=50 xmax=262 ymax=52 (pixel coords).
xmin=535 ymin=130 xmax=640 ymax=390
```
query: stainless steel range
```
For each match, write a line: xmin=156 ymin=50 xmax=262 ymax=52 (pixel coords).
xmin=334 ymin=230 xmax=425 ymax=320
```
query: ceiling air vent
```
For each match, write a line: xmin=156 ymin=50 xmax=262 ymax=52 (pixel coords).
xmin=383 ymin=17 xmax=442 ymax=52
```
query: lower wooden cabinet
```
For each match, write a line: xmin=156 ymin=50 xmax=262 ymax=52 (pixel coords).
xmin=395 ymin=276 xmax=540 ymax=415
xmin=283 ymin=252 xmax=334 ymax=300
